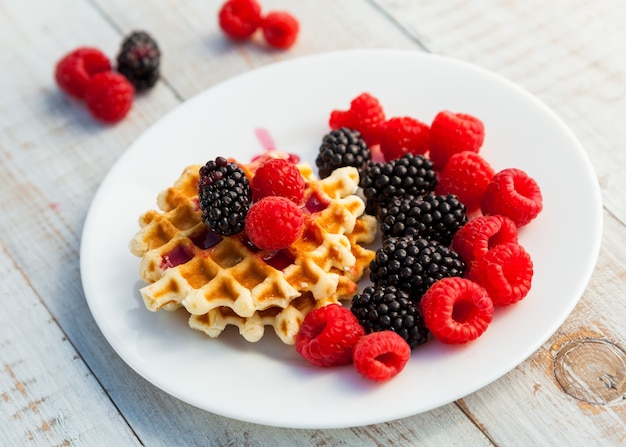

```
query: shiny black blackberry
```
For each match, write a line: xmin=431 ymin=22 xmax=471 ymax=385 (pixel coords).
xmin=369 ymin=236 xmax=466 ymax=301
xmin=316 ymin=127 xmax=371 ymax=180
xmin=380 ymin=193 xmax=467 ymax=245
xmin=116 ymin=31 xmax=160 ymax=91
xmin=351 ymin=285 xmax=428 ymax=349
xmin=362 ymin=153 xmax=437 ymax=215
xmin=197 ymin=157 xmax=251 ymax=236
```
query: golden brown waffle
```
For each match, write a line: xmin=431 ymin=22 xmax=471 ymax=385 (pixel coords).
xmin=129 ymin=160 xmax=376 ymax=344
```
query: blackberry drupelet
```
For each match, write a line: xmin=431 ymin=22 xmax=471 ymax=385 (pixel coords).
xmin=351 ymin=285 xmax=428 ymax=349
xmin=369 ymin=236 xmax=466 ymax=302
xmin=316 ymin=127 xmax=371 ymax=180
xmin=198 ymin=157 xmax=251 ymax=236
xmin=380 ymin=193 xmax=467 ymax=245
xmin=116 ymin=31 xmax=161 ymax=91
xmin=362 ymin=153 xmax=437 ymax=215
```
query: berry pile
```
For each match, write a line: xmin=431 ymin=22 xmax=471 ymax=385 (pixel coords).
xmin=198 ymin=153 xmax=306 ymax=250
xmin=294 ymin=91 xmax=543 ymax=381
xmin=54 ymin=31 xmax=160 ymax=123
xmin=218 ymin=0 xmax=299 ymax=50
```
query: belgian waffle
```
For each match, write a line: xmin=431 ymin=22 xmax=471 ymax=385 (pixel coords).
xmin=129 ymin=160 xmax=376 ymax=344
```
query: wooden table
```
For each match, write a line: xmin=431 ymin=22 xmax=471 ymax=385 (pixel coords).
xmin=1 ymin=1 xmax=625 ymax=445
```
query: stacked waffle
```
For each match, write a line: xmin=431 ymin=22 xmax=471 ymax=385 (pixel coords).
xmin=129 ymin=161 xmax=376 ymax=344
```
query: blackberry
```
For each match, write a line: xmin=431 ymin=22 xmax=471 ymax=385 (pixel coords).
xmin=116 ymin=31 xmax=160 ymax=91
xmin=351 ymin=285 xmax=428 ymax=349
xmin=369 ymin=236 xmax=466 ymax=302
xmin=197 ymin=157 xmax=251 ymax=236
xmin=380 ymin=193 xmax=467 ymax=245
xmin=316 ymin=127 xmax=371 ymax=180
xmin=362 ymin=153 xmax=437 ymax=215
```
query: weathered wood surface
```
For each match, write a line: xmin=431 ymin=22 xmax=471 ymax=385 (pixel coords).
xmin=0 ymin=0 xmax=624 ymax=445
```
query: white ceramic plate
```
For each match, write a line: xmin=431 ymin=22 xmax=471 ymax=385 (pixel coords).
xmin=80 ymin=49 xmax=603 ymax=429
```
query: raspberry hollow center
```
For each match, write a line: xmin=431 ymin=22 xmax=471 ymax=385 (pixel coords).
xmin=451 ymin=299 xmax=476 ymax=323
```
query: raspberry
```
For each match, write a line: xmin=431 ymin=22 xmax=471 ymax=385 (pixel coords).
xmin=420 ymin=277 xmax=494 ymax=344
xmin=429 ymin=111 xmax=485 ymax=168
xmin=467 ymin=243 xmax=533 ymax=306
xmin=295 ymin=304 xmax=365 ymax=367
xmin=379 ymin=116 xmax=430 ymax=161
xmin=84 ymin=72 xmax=134 ymax=123
xmin=116 ymin=31 xmax=161 ymax=92
xmin=435 ymin=151 xmax=495 ymax=212
xmin=245 ymin=196 xmax=304 ymax=250
xmin=480 ymin=168 xmax=543 ymax=227
xmin=452 ymin=214 xmax=518 ymax=265
xmin=250 ymin=158 xmax=305 ymax=204
xmin=262 ymin=11 xmax=300 ymax=49
xmin=352 ymin=331 xmax=411 ymax=382
xmin=54 ymin=47 xmax=111 ymax=99
xmin=218 ymin=0 xmax=263 ymax=40
xmin=329 ymin=93 xmax=386 ymax=146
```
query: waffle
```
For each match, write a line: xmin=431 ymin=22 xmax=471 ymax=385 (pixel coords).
xmin=129 ymin=160 xmax=376 ymax=344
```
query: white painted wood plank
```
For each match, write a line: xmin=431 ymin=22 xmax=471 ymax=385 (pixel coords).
xmin=0 ymin=243 xmax=141 ymax=446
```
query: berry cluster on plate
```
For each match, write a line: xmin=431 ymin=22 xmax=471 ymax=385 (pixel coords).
xmin=296 ymin=92 xmax=543 ymax=382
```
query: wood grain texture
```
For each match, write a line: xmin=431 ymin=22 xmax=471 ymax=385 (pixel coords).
xmin=1 ymin=0 xmax=625 ymax=445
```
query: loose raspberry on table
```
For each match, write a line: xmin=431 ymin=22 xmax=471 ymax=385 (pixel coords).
xmin=351 ymin=285 xmax=428 ymax=349
xmin=55 ymin=47 xmax=111 ymax=99
xmin=353 ymin=331 xmax=411 ymax=382
xmin=480 ymin=168 xmax=543 ymax=227
xmin=435 ymin=151 xmax=495 ymax=212
xmin=261 ymin=11 xmax=300 ymax=49
xmin=379 ymin=116 xmax=430 ymax=161
xmin=467 ymin=242 xmax=533 ymax=306
xmin=420 ymin=277 xmax=494 ymax=344
xmin=218 ymin=0 xmax=263 ymax=40
xmin=84 ymin=72 xmax=134 ymax=123
xmin=329 ymin=93 xmax=386 ymax=146
xmin=245 ymin=196 xmax=304 ymax=250
xmin=429 ymin=111 xmax=485 ymax=169
xmin=452 ymin=214 xmax=518 ymax=265
xmin=295 ymin=303 xmax=365 ymax=367
xmin=250 ymin=158 xmax=305 ymax=204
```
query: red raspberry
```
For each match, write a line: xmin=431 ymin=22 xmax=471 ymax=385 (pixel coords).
xmin=251 ymin=158 xmax=305 ymax=204
xmin=467 ymin=243 xmax=533 ymax=306
xmin=262 ymin=11 xmax=300 ymax=49
xmin=352 ymin=331 xmax=411 ymax=382
xmin=420 ymin=277 xmax=494 ymax=344
xmin=480 ymin=168 xmax=543 ymax=227
xmin=429 ymin=111 xmax=485 ymax=168
xmin=84 ymin=72 xmax=134 ymax=123
xmin=435 ymin=151 xmax=494 ymax=212
xmin=329 ymin=93 xmax=386 ymax=146
xmin=452 ymin=214 xmax=518 ymax=265
xmin=296 ymin=304 xmax=365 ymax=367
xmin=245 ymin=196 xmax=304 ymax=250
xmin=55 ymin=47 xmax=111 ymax=99
xmin=379 ymin=116 xmax=430 ymax=161
xmin=218 ymin=0 xmax=263 ymax=40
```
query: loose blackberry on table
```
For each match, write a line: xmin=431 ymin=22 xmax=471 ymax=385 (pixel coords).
xmin=197 ymin=157 xmax=252 ymax=236
xmin=369 ymin=236 xmax=466 ymax=302
xmin=362 ymin=153 xmax=437 ymax=216
xmin=351 ymin=285 xmax=428 ymax=349
xmin=316 ymin=127 xmax=371 ymax=180
xmin=116 ymin=31 xmax=161 ymax=91
xmin=379 ymin=193 xmax=467 ymax=245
